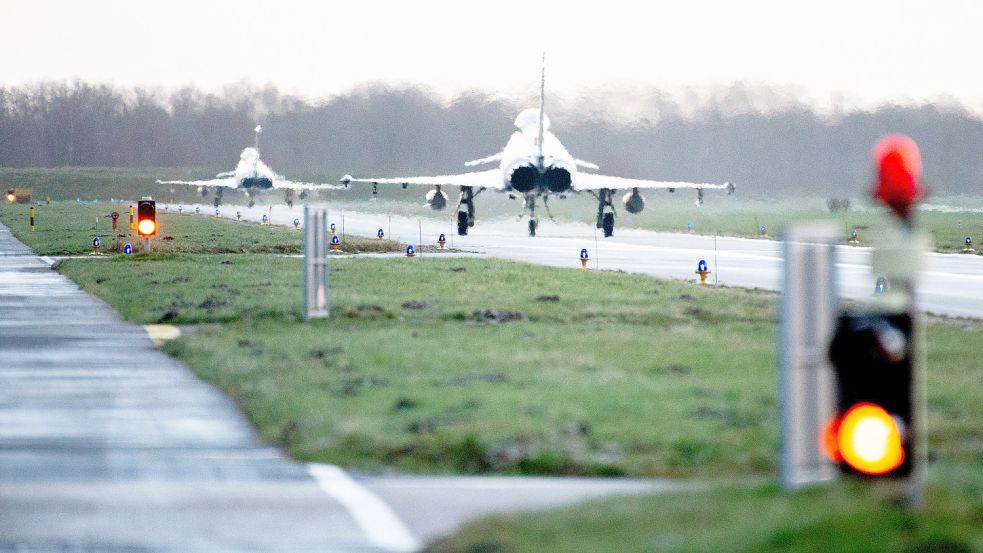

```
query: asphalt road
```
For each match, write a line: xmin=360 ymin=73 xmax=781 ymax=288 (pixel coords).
xmin=211 ymin=203 xmax=983 ymax=319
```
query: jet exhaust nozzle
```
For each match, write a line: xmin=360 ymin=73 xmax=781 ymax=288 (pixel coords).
xmin=509 ymin=164 xmax=538 ymax=193
xmin=544 ymin=167 xmax=572 ymax=193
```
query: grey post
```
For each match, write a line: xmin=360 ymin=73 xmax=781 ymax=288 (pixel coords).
xmin=304 ymin=207 xmax=330 ymax=319
xmin=779 ymin=223 xmax=839 ymax=490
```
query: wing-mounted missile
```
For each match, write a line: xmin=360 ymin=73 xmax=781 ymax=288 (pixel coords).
xmin=426 ymin=185 xmax=448 ymax=210
xmin=622 ymin=187 xmax=646 ymax=214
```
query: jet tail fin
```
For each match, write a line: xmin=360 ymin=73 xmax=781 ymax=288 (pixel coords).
xmin=537 ymin=52 xmax=546 ymax=163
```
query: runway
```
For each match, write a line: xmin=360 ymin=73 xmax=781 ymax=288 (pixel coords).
xmin=215 ymin=203 xmax=983 ymax=319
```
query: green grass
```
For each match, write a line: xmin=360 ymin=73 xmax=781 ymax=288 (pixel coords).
xmin=425 ymin=475 xmax=983 ymax=553
xmin=0 ymin=201 xmax=400 ymax=255
xmin=5 ymin=185 xmax=981 ymax=550
xmin=51 ymin=252 xmax=983 ymax=482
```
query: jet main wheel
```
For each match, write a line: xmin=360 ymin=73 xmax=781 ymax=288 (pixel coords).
xmin=528 ymin=218 xmax=538 ymax=237
xmin=602 ymin=212 xmax=614 ymax=237
xmin=457 ymin=211 xmax=469 ymax=236
xmin=213 ymin=197 xmax=221 ymax=208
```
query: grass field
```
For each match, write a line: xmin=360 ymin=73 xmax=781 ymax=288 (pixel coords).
xmin=3 ymin=184 xmax=983 ymax=551
xmin=0 ymin=201 xmax=401 ymax=255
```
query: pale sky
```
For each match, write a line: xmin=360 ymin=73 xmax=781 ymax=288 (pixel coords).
xmin=3 ymin=0 xmax=983 ymax=112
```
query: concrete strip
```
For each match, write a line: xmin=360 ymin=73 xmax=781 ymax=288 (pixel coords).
xmin=0 ymin=221 xmax=384 ymax=552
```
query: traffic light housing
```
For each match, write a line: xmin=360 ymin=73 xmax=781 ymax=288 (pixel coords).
xmin=136 ymin=200 xmax=157 ymax=237
xmin=825 ymin=313 xmax=914 ymax=477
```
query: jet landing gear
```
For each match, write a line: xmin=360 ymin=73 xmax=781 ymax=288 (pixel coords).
xmin=213 ymin=187 xmax=224 ymax=208
xmin=592 ymin=188 xmax=616 ymax=237
xmin=245 ymin=190 xmax=256 ymax=208
xmin=525 ymin=196 xmax=540 ymax=237
xmin=456 ymin=186 xmax=479 ymax=236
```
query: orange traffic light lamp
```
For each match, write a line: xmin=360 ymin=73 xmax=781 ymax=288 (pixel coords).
xmin=136 ymin=200 xmax=157 ymax=238
xmin=5 ymin=189 xmax=15 ymax=203
xmin=822 ymin=403 xmax=905 ymax=475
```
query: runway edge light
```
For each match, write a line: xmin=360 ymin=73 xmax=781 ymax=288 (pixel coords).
xmin=695 ymin=259 xmax=711 ymax=285
xmin=580 ymin=248 xmax=589 ymax=270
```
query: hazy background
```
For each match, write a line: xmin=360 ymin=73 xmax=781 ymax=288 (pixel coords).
xmin=1 ymin=81 xmax=981 ymax=198
xmin=3 ymin=0 xmax=983 ymax=198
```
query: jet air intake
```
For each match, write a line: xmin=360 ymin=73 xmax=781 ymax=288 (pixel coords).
xmin=544 ymin=167 xmax=572 ymax=193
xmin=622 ymin=188 xmax=645 ymax=214
xmin=509 ymin=164 xmax=538 ymax=193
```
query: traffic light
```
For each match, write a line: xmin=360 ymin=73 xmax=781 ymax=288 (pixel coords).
xmin=5 ymin=189 xmax=14 ymax=203
xmin=825 ymin=313 xmax=913 ymax=477
xmin=136 ymin=200 xmax=157 ymax=237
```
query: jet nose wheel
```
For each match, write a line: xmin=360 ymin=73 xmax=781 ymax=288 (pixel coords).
xmin=528 ymin=218 xmax=538 ymax=237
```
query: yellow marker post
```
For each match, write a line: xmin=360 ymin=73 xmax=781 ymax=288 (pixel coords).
xmin=128 ymin=206 xmax=135 ymax=231
xmin=29 ymin=207 xmax=36 ymax=232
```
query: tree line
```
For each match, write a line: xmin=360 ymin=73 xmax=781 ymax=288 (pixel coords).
xmin=1 ymin=81 xmax=981 ymax=197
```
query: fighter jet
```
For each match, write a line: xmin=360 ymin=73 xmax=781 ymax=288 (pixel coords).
xmin=341 ymin=58 xmax=735 ymax=237
xmin=157 ymin=125 xmax=343 ymax=208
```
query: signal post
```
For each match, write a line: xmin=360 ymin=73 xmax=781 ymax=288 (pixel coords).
xmin=780 ymin=135 xmax=926 ymax=506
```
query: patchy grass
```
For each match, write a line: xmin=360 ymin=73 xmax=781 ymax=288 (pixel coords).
xmin=425 ymin=473 xmax=983 ymax=553
xmin=0 ymin=201 xmax=398 ymax=255
xmin=54 ymin=253 xmax=983 ymax=481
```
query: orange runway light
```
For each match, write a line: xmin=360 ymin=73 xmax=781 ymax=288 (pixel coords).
xmin=836 ymin=402 xmax=905 ymax=475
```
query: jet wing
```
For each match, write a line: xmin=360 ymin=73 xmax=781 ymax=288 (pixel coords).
xmin=574 ymin=173 xmax=735 ymax=194
xmin=155 ymin=177 xmax=240 ymax=188
xmin=341 ymin=169 xmax=505 ymax=190
xmin=272 ymin=180 xmax=347 ymax=191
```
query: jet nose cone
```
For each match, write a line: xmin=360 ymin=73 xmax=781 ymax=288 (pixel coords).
xmin=340 ymin=174 xmax=353 ymax=186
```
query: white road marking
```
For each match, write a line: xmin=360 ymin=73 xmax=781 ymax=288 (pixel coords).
xmin=308 ymin=463 xmax=421 ymax=552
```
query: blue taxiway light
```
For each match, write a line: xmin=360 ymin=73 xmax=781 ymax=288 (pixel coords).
xmin=967 ymin=236 xmax=973 ymax=245
xmin=378 ymin=229 xmax=385 ymax=238
xmin=875 ymin=276 xmax=889 ymax=294
xmin=851 ymin=229 xmax=858 ymax=238
xmin=123 ymin=244 xmax=133 ymax=255
xmin=293 ymin=218 xmax=300 ymax=226
xmin=580 ymin=248 xmax=589 ymax=260
xmin=92 ymin=236 xmax=100 ymax=247
xmin=261 ymin=214 xmax=268 ymax=223
xmin=698 ymin=259 xmax=708 ymax=273
xmin=331 ymin=235 xmax=340 ymax=245
xmin=439 ymin=233 xmax=446 ymax=242
xmin=406 ymin=244 xmax=415 ymax=255
xmin=330 ymin=223 xmax=336 ymax=231
xmin=687 ymin=221 xmax=694 ymax=230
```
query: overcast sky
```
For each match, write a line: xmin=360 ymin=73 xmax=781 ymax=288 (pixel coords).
xmin=3 ymin=0 xmax=982 ymax=112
